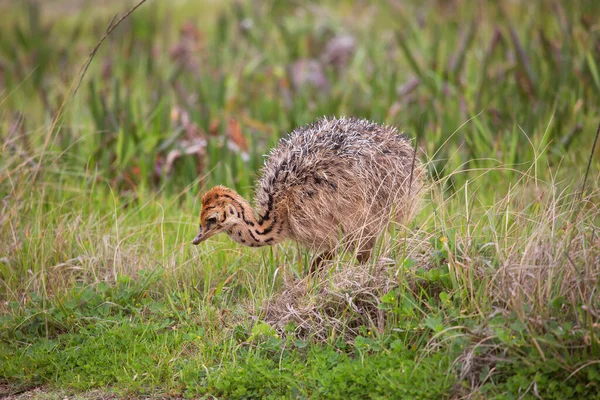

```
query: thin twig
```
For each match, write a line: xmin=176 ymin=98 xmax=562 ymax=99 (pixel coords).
xmin=561 ymin=121 xmax=600 ymax=267
xmin=580 ymin=122 xmax=600 ymax=200
xmin=32 ymin=0 xmax=148 ymax=183
xmin=73 ymin=13 xmax=119 ymax=97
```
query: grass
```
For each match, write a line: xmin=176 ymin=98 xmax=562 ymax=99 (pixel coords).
xmin=1 ymin=0 xmax=599 ymax=398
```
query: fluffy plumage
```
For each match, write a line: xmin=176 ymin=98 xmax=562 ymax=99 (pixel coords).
xmin=192 ymin=116 xmax=424 ymax=267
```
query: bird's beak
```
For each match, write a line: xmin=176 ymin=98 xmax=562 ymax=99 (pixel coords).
xmin=192 ymin=227 xmax=205 ymax=245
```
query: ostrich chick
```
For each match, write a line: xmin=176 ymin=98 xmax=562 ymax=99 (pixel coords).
xmin=192 ymin=116 xmax=424 ymax=269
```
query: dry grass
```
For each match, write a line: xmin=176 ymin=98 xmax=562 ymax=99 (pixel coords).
xmin=263 ymin=261 xmax=397 ymax=341
xmin=262 ymin=161 xmax=600 ymax=353
xmin=491 ymin=189 xmax=600 ymax=319
xmin=1 ymin=0 xmax=599 ymax=395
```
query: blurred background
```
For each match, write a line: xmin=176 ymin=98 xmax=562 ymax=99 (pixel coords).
xmin=1 ymin=0 xmax=598 ymax=200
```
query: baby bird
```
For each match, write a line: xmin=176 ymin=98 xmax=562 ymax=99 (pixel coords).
xmin=192 ymin=116 xmax=424 ymax=269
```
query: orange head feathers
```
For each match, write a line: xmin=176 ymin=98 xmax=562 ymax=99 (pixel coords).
xmin=192 ymin=186 xmax=241 ymax=245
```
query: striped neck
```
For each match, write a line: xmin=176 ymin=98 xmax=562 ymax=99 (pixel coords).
xmin=224 ymin=193 xmax=286 ymax=247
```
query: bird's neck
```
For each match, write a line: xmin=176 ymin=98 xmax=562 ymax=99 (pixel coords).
xmin=226 ymin=193 xmax=286 ymax=247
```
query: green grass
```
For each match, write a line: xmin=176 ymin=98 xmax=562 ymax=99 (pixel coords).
xmin=1 ymin=0 xmax=599 ymax=398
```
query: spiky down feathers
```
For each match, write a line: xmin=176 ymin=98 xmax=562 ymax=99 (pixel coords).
xmin=253 ymin=116 xmax=424 ymax=254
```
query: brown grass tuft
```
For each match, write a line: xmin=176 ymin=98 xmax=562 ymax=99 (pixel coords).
xmin=263 ymin=261 xmax=394 ymax=341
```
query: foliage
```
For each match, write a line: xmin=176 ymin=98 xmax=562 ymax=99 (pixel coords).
xmin=1 ymin=0 xmax=599 ymax=398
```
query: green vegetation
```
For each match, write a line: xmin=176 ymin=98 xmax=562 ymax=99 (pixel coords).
xmin=1 ymin=0 xmax=599 ymax=398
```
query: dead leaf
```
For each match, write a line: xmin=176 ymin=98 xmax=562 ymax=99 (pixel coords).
xmin=227 ymin=117 xmax=248 ymax=153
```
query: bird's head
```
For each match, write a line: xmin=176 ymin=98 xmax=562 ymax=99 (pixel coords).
xmin=192 ymin=186 xmax=242 ymax=245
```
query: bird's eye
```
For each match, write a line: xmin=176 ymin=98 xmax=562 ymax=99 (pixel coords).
xmin=206 ymin=217 xmax=217 ymax=226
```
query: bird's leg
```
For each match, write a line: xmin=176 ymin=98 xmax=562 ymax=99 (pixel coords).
xmin=356 ymin=237 xmax=376 ymax=264
xmin=310 ymin=250 xmax=334 ymax=274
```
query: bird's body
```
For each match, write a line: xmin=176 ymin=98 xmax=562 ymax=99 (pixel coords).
xmin=193 ymin=116 xmax=424 ymax=267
